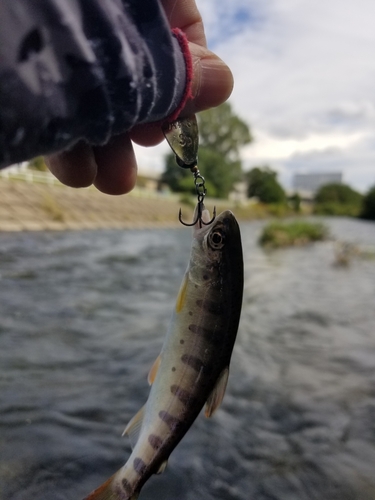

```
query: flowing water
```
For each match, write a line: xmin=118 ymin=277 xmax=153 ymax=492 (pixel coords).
xmin=1 ymin=217 xmax=375 ymax=500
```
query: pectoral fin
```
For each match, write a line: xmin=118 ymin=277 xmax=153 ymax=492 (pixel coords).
xmin=205 ymin=367 xmax=229 ymax=418
xmin=122 ymin=404 xmax=145 ymax=449
xmin=147 ymin=354 xmax=161 ymax=385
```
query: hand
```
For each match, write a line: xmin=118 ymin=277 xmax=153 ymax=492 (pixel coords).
xmin=46 ymin=0 xmax=233 ymax=195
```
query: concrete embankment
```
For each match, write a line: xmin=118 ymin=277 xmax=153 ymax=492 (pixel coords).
xmin=0 ymin=178 xmax=196 ymax=231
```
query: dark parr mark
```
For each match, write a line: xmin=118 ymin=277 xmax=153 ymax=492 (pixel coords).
xmin=188 ymin=323 xmax=212 ymax=339
xmin=133 ymin=457 xmax=147 ymax=476
xmin=159 ymin=411 xmax=181 ymax=431
xmin=170 ymin=384 xmax=195 ymax=406
xmin=180 ymin=339 xmax=185 ymax=344
xmin=148 ymin=434 xmax=163 ymax=450
xmin=196 ymin=299 xmax=223 ymax=315
xmin=121 ymin=478 xmax=133 ymax=495
xmin=181 ymin=353 xmax=205 ymax=373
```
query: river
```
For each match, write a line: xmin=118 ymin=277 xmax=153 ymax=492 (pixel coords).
xmin=1 ymin=217 xmax=375 ymax=500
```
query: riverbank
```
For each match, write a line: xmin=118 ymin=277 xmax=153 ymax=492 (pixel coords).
xmin=0 ymin=177 xmax=198 ymax=231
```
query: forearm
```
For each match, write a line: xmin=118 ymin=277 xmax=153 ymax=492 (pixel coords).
xmin=0 ymin=0 xmax=190 ymax=168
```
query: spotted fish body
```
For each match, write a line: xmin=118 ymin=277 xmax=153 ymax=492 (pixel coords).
xmin=84 ymin=210 xmax=243 ymax=500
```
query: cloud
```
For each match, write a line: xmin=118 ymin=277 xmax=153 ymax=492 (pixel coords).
xmin=197 ymin=0 xmax=375 ymax=190
xmin=243 ymin=130 xmax=367 ymax=161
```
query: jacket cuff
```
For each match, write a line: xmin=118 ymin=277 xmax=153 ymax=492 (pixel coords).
xmin=166 ymin=28 xmax=193 ymax=122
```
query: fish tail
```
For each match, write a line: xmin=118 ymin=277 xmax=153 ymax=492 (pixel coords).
xmin=83 ymin=470 xmax=139 ymax=500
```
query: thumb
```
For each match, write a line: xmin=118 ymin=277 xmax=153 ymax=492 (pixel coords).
xmin=183 ymin=41 xmax=234 ymax=115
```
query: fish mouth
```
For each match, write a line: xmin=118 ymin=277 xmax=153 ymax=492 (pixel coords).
xmin=193 ymin=208 xmax=240 ymax=240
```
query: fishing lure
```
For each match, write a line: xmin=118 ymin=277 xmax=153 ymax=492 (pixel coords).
xmin=163 ymin=115 xmax=216 ymax=228
xmin=84 ymin=207 xmax=243 ymax=500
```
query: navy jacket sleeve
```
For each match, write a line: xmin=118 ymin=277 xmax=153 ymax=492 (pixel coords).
xmin=0 ymin=0 xmax=191 ymax=168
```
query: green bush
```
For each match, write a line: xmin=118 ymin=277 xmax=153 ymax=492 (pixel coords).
xmin=288 ymin=193 xmax=301 ymax=212
xmin=28 ymin=156 xmax=48 ymax=171
xmin=314 ymin=183 xmax=362 ymax=217
xmin=314 ymin=202 xmax=362 ymax=217
xmin=361 ymin=186 xmax=375 ymax=220
xmin=266 ymin=203 xmax=289 ymax=217
xmin=259 ymin=220 xmax=328 ymax=248
xmin=246 ymin=166 xmax=286 ymax=204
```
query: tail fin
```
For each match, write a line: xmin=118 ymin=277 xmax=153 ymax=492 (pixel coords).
xmin=83 ymin=472 xmax=139 ymax=500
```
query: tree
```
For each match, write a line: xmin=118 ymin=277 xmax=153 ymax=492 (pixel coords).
xmin=361 ymin=185 xmax=375 ymax=220
xmin=198 ymin=102 xmax=252 ymax=162
xmin=314 ymin=183 xmax=363 ymax=216
xmin=161 ymin=153 xmax=191 ymax=193
xmin=161 ymin=102 xmax=252 ymax=198
xmin=289 ymin=193 xmax=301 ymax=212
xmin=28 ymin=156 xmax=48 ymax=171
xmin=315 ymin=183 xmax=362 ymax=205
xmin=245 ymin=166 xmax=286 ymax=204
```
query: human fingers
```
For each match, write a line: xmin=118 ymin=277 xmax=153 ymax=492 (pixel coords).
xmin=185 ymin=42 xmax=234 ymax=115
xmin=130 ymin=46 xmax=233 ymax=148
xmin=92 ymin=133 xmax=137 ymax=195
xmin=129 ymin=123 xmax=165 ymax=147
xmin=46 ymin=133 xmax=138 ymax=195
xmin=117 ymin=0 xmax=233 ymax=148
xmin=45 ymin=141 xmax=97 ymax=188
xmin=161 ymin=0 xmax=207 ymax=47
xmin=160 ymin=0 xmax=233 ymax=115
xmin=130 ymin=43 xmax=234 ymax=148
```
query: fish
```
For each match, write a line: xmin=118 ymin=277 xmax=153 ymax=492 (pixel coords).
xmin=83 ymin=208 xmax=243 ymax=500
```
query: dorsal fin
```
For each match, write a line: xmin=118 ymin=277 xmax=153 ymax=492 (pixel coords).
xmin=147 ymin=354 xmax=161 ymax=385
xmin=122 ymin=405 xmax=145 ymax=448
xmin=205 ymin=367 xmax=229 ymax=418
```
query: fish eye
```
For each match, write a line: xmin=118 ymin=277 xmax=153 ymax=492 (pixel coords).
xmin=208 ymin=229 xmax=225 ymax=250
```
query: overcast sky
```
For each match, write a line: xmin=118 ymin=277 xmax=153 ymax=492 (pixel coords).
xmin=135 ymin=0 xmax=375 ymax=193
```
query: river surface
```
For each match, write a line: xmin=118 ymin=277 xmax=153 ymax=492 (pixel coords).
xmin=1 ymin=217 xmax=375 ymax=500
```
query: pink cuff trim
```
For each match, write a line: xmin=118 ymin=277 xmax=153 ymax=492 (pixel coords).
xmin=166 ymin=28 xmax=193 ymax=122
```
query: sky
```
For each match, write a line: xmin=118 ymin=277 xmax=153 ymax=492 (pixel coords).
xmin=135 ymin=0 xmax=375 ymax=193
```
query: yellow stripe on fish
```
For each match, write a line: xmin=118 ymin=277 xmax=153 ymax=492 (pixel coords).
xmin=175 ymin=272 xmax=188 ymax=313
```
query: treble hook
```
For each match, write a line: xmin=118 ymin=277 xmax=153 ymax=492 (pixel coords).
xmin=162 ymin=115 xmax=217 ymax=228
xmin=179 ymin=200 xmax=216 ymax=228
xmin=178 ymin=168 xmax=216 ymax=228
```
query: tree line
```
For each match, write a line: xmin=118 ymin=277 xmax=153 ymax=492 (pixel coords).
xmin=160 ymin=102 xmax=375 ymax=220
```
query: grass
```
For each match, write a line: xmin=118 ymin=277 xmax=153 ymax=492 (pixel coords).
xmin=314 ymin=202 xmax=362 ymax=217
xmin=259 ymin=220 xmax=328 ymax=248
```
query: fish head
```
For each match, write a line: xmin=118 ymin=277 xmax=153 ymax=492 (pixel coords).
xmin=193 ymin=209 xmax=243 ymax=268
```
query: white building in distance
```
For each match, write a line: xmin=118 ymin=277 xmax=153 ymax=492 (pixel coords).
xmin=293 ymin=172 xmax=343 ymax=196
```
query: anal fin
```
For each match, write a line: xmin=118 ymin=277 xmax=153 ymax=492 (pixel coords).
xmin=83 ymin=472 xmax=139 ymax=500
xmin=205 ymin=367 xmax=229 ymax=418
xmin=156 ymin=459 xmax=168 ymax=475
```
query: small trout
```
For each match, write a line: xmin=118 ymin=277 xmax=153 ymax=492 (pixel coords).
xmin=84 ymin=209 xmax=243 ymax=500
